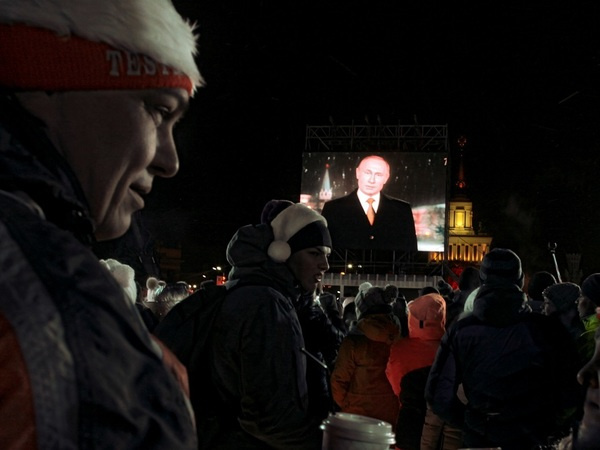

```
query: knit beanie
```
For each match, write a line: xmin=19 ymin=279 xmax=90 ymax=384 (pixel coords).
xmin=480 ymin=248 xmax=524 ymax=288
xmin=100 ymin=258 xmax=137 ymax=305
xmin=407 ymin=293 xmax=446 ymax=339
xmin=527 ymin=271 xmax=557 ymax=301
xmin=263 ymin=200 xmax=332 ymax=263
xmin=355 ymin=286 xmax=392 ymax=320
xmin=543 ymin=282 xmax=581 ymax=313
xmin=0 ymin=0 xmax=203 ymax=96
xmin=581 ymin=273 xmax=600 ymax=307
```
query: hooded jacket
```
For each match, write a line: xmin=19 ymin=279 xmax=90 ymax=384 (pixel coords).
xmin=208 ymin=223 xmax=323 ymax=449
xmin=295 ymin=290 xmax=346 ymax=421
xmin=425 ymin=280 xmax=582 ymax=448
xmin=386 ymin=293 xmax=445 ymax=398
xmin=0 ymin=97 xmax=196 ymax=448
xmin=330 ymin=311 xmax=401 ymax=429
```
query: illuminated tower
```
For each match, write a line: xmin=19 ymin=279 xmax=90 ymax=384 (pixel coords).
xmin=319 ymin=163 xmax=332 ymax=201
xmin=447 ymin=136 xmax=491 ymax=263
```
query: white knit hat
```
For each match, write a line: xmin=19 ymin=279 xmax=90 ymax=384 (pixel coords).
xmin=100 ymin=258 xmax=137 ymax=305
xmin=266 ymin=202 xmax=332 ymax=263
xmin=355 ymin=285 xmax=392 ymax=320
xmin=353 ymin=282 xmax=372 ymax=319
xmin=145 ymin=276 xmax=166 ymax=302
xmin=0 ymin=0 xmax=203 ymax=95
xmin=463 ymin=287 xmax=480 ymax=313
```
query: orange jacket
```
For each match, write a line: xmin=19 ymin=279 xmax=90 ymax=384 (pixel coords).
xmin=330 ymin=313 xmax=401 ymax=428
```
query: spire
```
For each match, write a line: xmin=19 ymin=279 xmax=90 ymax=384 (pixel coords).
xmin=456 ymin=136 xmax=467 ymax=190
xmin=452 ymin=135 xmax=469 ymax=201
xmin=319 ymin=163 xmax=332 ymax=201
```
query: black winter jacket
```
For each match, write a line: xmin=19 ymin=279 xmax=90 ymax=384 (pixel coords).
xmin=0 ymin=96 xmax=196 ymax=448
xmin=425 ymin=281 xmax=581 ymax=448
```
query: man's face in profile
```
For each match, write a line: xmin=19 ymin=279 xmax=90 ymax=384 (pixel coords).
xmin=355 ymin=156 xmax=390 ymax=197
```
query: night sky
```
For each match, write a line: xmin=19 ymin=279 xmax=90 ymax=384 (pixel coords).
xmin=139 ymin=1 xmax=600 ymax=279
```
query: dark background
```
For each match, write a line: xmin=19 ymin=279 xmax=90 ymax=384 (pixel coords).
xmin=129 ymin=2 xmax=600 ymax=279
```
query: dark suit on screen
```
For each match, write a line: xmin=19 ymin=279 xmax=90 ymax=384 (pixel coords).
xmin=321 ymin=189 xmax=418 ymax=251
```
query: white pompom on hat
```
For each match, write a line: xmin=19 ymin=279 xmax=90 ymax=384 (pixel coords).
xmin=264 ymin=201 xmax=332 ymax=263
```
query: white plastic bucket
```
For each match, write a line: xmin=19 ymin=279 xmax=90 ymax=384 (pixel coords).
xmin=321 ymin=412 xmax=396 ymax=450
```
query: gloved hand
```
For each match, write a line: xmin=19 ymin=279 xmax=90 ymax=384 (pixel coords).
xmin=318 ymin=292 xmax=342 ymax=318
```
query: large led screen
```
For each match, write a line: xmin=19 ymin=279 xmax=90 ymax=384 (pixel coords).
xmin=300 ymin=152 xmax=448 ymax=252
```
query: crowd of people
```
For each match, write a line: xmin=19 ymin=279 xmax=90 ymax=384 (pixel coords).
xmin=115 ymin=223 xmax=600 ymax=450
xmin=1 ymin=0 xmax=599 ymax=449
xmin=327 ymin=250 xmax=600 ymax=450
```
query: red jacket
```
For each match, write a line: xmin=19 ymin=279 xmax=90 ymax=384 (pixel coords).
xmin=386 ymin=293 xmax=446 ymax=399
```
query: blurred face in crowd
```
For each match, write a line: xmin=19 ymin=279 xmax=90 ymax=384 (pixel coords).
xmin=541 ymin=296 xmax=557 ymax=316
xmin=16 ymin=88 xmax=189 ymax=241
xmin=355 ymin=156 xmax=390 ymax=197
xmin=575 ymin=323 xmax=600 ymax=447
xmin=287 ymin=246 xmax=331 ymax=293
xmin=578 ymin=294 xmax=597 ymax=319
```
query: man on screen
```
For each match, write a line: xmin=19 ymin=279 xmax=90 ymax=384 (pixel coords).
xmin=321 ymin=154 xmax=418 ymax=251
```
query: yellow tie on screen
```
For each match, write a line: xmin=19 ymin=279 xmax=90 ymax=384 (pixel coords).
xmin=366 ymin=198 xmax=375 ymax=225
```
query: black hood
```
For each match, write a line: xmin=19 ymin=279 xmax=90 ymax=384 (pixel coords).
xmin=0 ymin=92 xmax=95 ymax=245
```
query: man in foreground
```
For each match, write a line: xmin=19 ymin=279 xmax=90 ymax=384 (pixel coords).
xmin=0 ymin=0 xmax=204 ymax=447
